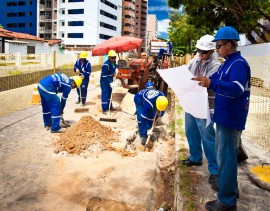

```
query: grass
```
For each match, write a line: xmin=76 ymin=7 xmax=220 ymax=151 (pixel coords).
xmin=174 ymin=104 xmax=195 ymax=211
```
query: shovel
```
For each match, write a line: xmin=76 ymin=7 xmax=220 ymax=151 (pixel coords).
xmin=144 ymin=112 xmax=159 ymax=151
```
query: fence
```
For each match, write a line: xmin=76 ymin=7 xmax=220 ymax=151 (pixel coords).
xmin=0 ymin=53 xmax=103 ymax=76
xmin=0 ymin=52 xmax=269 ymax=153
xmin=243 ymin=56 xmax=270 ymax=153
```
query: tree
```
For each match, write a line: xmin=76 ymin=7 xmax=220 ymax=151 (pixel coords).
xmin=168 ymin=0 xmax=270 ymax=44
xmin=168 ymin=11 xmax=211 ymax=54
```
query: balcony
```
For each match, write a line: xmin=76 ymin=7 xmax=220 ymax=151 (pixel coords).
xmin=123 ymin=1 xmax=135 ymax=11
xmin=124 ymin=26 xmax=135 ymax=34
xmin=124 ymin=10 xmax=135 ymax=18
xmin=124 ymin=18 xmax=135 ymax=25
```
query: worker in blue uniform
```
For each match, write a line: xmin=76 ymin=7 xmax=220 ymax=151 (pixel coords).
xmin=38 ymin=73 xmax=82 ymax=133
xmin=134 ymin=83 xmax=168 ymax=147
xmin=100 ymin=50 xmax=117 ymax=114
xmin=74 ymin=51 xmax=91 ymax=106
xmin=192 ymin=26 xmax=251 ymax=211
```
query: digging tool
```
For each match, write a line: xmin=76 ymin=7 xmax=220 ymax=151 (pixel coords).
xmin=99 ymin=79 xmax=117 ymax=122
xmin=144 ymin=112 xmax=159 ymax=151
xmin=74 ymin=74 xmax=89 ymax=113
xmin=61 ymin=116 xmax=71 ymax=127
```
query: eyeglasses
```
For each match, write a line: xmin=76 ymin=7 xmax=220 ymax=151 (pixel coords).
xmin=216 ymin=42 xmax=227 ymax=49
xmin=110 ymin=57 xmax=116 ymax=59
xmin=197 ymin=49 xmax=210 ymax=54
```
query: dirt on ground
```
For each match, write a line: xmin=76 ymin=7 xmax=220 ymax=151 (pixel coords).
xmin=53 ymin=115 xmax=137 ymax=157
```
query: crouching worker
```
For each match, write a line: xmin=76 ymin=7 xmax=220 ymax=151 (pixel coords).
xmin=134 ymin=82 xmax=168 ymax=150
xmin=38 ymin=73 xmax=82 ymax=133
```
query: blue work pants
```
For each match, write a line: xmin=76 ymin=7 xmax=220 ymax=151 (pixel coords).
xmin=100 ymin=82 xmax=112 ymax=112
xmin=76 ymin=79 xmax=89 ymax=103
xmin=38 ymin=87 xmax=61 ymax=132
xmin=185 ymin=112 xmax=218 ymax=175
xmin=216 ymin=124 xmax=241 ymax=207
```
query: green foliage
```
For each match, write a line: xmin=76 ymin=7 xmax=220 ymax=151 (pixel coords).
xmin=168 ymin=11 xmax=212 ymax=54
xmin=168 ymin=0 xmax=270 ymax=44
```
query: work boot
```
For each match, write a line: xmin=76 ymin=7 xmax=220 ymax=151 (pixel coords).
xmin=140 ymin=137 xmax=147 ymax=145
xmin=205 ymin=200 xmax=237 ymax=211
xmin=44 ymin=126 xmax=51 ymax=130
xmin=82 ymin=102 xmax=86 ymax=106
xmin=102 ymin=111 xmax=108 ymax=115
xmin=75 ymin=100 xmax=80 ymax=104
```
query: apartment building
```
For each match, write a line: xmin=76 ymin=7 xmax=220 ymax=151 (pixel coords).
xmin=0 ymin=0 xmax=38 ymax=36
xmin=1 ymin=0 xmax=147 ymax=51
xmin=38 ymin=0 xmax=122 ymax=50
xmin=147 ymin=14 xmax=158 ymax=41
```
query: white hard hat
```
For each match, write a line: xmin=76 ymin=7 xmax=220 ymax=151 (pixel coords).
xmin=196 ymin=35 xmax=216 ymax=51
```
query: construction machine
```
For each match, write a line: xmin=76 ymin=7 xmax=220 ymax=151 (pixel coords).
xmin=116 ymin=53 xmax=171 ymax=95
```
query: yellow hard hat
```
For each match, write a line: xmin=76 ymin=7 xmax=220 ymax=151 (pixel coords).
xmin=71 ymin=76 xmax=82 ymax=87
xmin=80 ymin=51 xmax=88 ymax=59
xmin=108 ymin=50 xmax=117 ymax=57
xmin=156 ymin=96 xmax=168 ymax=111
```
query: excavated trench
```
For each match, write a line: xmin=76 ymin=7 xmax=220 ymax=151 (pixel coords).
xmin=51 ymin=91 xmax=176 ymax=210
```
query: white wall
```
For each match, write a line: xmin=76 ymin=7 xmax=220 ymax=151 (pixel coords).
xmin=238 ymin=43 xmax=270 ymax=89
xmin=238 ymin=42 xmax=270 ymax=57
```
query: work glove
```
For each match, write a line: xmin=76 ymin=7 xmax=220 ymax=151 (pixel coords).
xmin=147 ymin=130 xmax=153 ymax=136
xmin=76 ymin=69 xmax=80 ymax=74
xmin=110 ymin=82 xmax=115 ymax=88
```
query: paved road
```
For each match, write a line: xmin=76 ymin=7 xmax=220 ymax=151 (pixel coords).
xmin=0 ymin=76 xmax=175 ymax=210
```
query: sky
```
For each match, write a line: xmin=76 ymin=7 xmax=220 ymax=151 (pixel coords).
xmin=148 ymin=0 xmax=174 ymax=39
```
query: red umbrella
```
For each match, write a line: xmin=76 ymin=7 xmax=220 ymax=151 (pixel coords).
xmin=92 ymin=36 xmax=143 ymax=56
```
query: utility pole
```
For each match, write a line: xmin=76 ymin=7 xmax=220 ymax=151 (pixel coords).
xmin=146 ymin=31 xmax=151 ymax=54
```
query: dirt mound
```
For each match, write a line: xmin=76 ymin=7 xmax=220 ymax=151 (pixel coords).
xmin=53 ymin=116 xmax=137 ymax=157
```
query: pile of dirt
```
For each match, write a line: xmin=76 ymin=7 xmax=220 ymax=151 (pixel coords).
xmin=53 ymin=116 xmax=119 ymax=155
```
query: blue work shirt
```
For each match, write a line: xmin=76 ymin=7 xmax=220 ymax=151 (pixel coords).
xmin=74 ymin=59 xmax=91 ymax=80
xmin=210 ymin=51 xmax=251 ymax=130
xmin=39 ymin=73 xmax=72 ymax=110
xmin=100 ymin=59 xmax=117 ymax=84
xmin=135 ymin=89 xmax=165 ymax=121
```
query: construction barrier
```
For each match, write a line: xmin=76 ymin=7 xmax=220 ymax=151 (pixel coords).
xmin=31 ymin=84 xmax=41 ymax=104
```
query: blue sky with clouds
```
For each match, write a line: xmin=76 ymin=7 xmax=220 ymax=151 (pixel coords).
xmin=148 ymin=0 xmax=172 ymax=39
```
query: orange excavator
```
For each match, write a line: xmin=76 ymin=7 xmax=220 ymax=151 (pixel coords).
xmin=116 ymin=53 xmax=171 ymax=95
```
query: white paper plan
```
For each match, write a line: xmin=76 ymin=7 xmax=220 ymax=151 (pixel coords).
xmin=157 ymin=65 xmax=211 ymax=126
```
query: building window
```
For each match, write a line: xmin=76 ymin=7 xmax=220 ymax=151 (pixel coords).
xmin=62 ymin=33 xmax=65 ymax=38
xmin=62 ymin=22 xmax=65 ymax=26
xmin=7 ymin=23 xmax=17 ymax=28
xmin=62 ymin=10 xmax=65 ymax=14
xmin=68 ymin=0 xmax=84 ymax=2
xmin=7 ymin=13 xmax=17 ymax=17
xmin=18 ymin=1 xmax=26 ymax=6
xmin=68 ymin=33 xmax=83 ymax=38
xmin=18 ymin=23 xmax=26 ymax=27
xmin=100 ymin=0 xmax=117 ymax=10
xmin=100 ymin=9 xmax=117 ymax=20
xmin=99 ymin=34 xmax=112 ymax=40
xmin=29 ymin=0 xmax=32 ymax=5
xmin=18 ymin=12 xmax=26 ymax=17
xmin=7 ymin=2 xmax=17 ymax=6
xmin=62 ymin=0 xmax=65 ymax=2
xmin=68 ymin=9 xmax=84 ymax=14
xmin=29 ymin=23 xmax=32 ymax=27
xmin=29 ymin=12 xmax=32 ymax=16
xmin=100 ymin=22 xmax=116 ymax=31
xmin=68 ymin=21 xmax=84 ymax=26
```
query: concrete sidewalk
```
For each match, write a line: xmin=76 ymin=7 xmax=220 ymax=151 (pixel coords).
xmin=174 ymin=106 xmax=270 ymax=211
